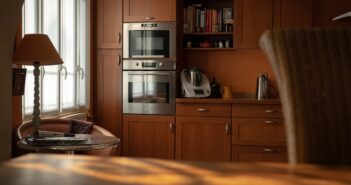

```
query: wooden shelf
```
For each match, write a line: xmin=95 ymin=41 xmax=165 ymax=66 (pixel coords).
xmin=183 ymin=48 xmax=235 ymax=51
xmin=183 ymin=32 xmax=233 ymax=36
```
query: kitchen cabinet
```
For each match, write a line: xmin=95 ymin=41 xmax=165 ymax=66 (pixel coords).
xmin=232 ymin=145 xmax=287 ymax=162
xmin=123 ymin=0 xmax=176 ymax=22
xmin=274 ymin=0 xmax=313 ymax=28
xmin=235 ymin=0 xmax=274 ymax=49
xmin=122 ymin=115 xmax=175 ymax=159
xmin=97 ymin=0 xmax=123 ymax=49
xmin=96 ymin=50 xmax=122 ymax=137
xmin=231 ymin=104 xmax=287 ymax=162
xmin=176 ymin=103 xmax=232 ymax=162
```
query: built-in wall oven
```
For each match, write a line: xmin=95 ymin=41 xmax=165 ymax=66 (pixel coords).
xmin=123 ymin=60 xmax=176 ymax=115
xmin=123 ymin=22 xmax=176 ymax=60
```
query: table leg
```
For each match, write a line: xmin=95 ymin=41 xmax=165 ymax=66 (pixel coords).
xmin=66 ymin=151 xmax=75 ymax=155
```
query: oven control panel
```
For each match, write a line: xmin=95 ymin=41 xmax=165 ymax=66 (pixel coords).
xmin=123 ymin=60 xmax=176 ymax=71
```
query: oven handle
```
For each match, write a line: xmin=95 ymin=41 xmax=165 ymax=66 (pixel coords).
xmin=132 ymin=55 xmax=165 ymax=58
xmin=127 ymin=72 xmax=171 ymax=76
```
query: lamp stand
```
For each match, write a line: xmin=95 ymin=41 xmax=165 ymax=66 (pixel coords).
xmin=32 ymin=61 xmax=41 ymax=137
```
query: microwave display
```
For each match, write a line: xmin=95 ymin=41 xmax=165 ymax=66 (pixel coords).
xmin=129 ymin=30 xmax=170 ymax=57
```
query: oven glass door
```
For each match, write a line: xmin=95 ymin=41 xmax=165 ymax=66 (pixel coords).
xmin=123 ymin=71 xmax=175 ymax=115
xmin=129 ymin=30 xmax=170 ymax=58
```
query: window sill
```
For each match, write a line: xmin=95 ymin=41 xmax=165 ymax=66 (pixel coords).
xmin=23 ymin=111 xmax=87 ymax=122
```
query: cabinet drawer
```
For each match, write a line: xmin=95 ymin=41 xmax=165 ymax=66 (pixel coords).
xmin=232 ymin=145 xmax=287 ymax=163
xmin=232 ymin=104 xmax=282 ymax=118
xmin=176 ymin=103 xmax=231 ymax=117
xmin=232 ymin=118 xmax=286 ymax=146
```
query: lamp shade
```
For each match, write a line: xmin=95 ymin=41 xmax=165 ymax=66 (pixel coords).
xmin=13 ymin=34 xmax=63 ymax=65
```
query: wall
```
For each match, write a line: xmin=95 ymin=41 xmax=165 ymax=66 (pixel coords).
xmin=0 ymin=0 xmax=24 ymax=161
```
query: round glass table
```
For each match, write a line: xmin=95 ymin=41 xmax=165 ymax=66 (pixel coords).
xmin=17 ymin=134 xmax=120 ymax=154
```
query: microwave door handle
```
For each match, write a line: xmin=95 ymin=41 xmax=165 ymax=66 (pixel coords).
xmin=128 ymin=72 xmax=171 ymax=76
xmin=132 ymin=55 xmax=165 ymax=58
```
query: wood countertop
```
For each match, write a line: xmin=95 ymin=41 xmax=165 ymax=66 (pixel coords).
xmin=2 ymin=154 xmax=350 ymax=185
xmin=176 ymin=98 xmax=281 ymax=104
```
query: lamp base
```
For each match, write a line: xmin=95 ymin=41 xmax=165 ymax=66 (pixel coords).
xmin=32 ymin=62 xmax=41 ymax=136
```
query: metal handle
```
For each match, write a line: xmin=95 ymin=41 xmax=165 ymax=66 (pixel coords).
xmin=118 ymin=32 xmax=121 ymax=43
xmin=197 ymin=108 xmax=208 ymax=112
xmin=265 ymin=109 xmax=276 ymax=113
xmin=61 ymin=65 xmax=68 ymax=80
xmin=79 ymin=67 xmax=85 ymax=80
xmin=264 ymin=120 xmax=277 ymax=124
xmin=128 ymin=72 xmax=171 ymax=76
xmin=170 ymin=121 xmax=175 ymax=133
xmin=42 ymin=67 xmax=46 ymax=78
xmin=118 ymin=55 xmax=121 ymax=66
xmin=145 ymin=17 xmax=155 ymax=20
xmin=264 ymin=148 xmax=275 ymax=153
xmin=225 ymin=122 xmax=231 ymax=135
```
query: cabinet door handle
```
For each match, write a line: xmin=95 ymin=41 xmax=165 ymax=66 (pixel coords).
xmin=265 ymin=109 xmax=276 ymax=113
xmin=197 ymin=108 xmax=209 ymax=112
xmin=118 ymin=32 xmax=121 ymax=43
xmin=169 ymin=121 xmax=175 ymax=134
xmin=145 ymin=17 xmax=155 ymax=20
xmin=264 ymin=120 xmax=277 ymax=125
xmin=225 ymin=122 xmax=231 ymax=135
xmin=118 ymin=55 xmax=121 ymax=66
xmin=264 ymin=148 xmax=275 ymax=153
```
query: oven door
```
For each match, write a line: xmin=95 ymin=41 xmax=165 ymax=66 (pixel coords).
xmin=123 ymin=71 xmax=175 ymax=115
xmin=123 ymin=23 xmax=176 ymax=59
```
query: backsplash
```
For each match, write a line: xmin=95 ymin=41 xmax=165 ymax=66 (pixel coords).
xmin=185 ymin=49 xmax=276 ymax=95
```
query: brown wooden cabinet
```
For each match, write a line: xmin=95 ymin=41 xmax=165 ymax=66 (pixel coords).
xmin=123 ymin=0 xmax=176 ymax=22
xmin=231 ymin=103 xmax=287 ymax=163
xmin=122 ymin=115 xmax=175 ymax=159
xmin=176 ymin=117 xmax=231 ymax=162
xmin=274 ymin=0 xmax=313 ymax=28
xmin=97 ymin=0 xmax=123 ymax=49
xmin=96 ymin=50 xmax=122 ymax=137
xmin=176 ymin=103 xmax=232 ymax=162
xmin=232 ymin=145 xmax=287 ymax=162
xmin=235 ymin=0 xmax=274 ymax=49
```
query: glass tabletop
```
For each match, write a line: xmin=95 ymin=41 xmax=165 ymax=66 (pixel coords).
xmin=17 ymin=134 xmax=120 ymax=152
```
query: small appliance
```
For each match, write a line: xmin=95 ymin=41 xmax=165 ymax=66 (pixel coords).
xmin=181 ymin=67 xmax=211 ymax=98
xmin=209 ymin=77 xmax=222 ymax=98
xmin=255 ymin=73 xmax=269 ymax=100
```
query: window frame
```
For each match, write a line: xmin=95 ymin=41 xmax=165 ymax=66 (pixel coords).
xmin=22 ymin=0 xmax=90 ymax=120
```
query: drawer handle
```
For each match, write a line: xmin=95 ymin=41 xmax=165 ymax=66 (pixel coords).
xmin=197 ymin=108 xmax=209 ymax=112
xmin=264 ymin=148 xmax=276 ymax=153
xmin=145 ymin=17 xmax=155 ymax=20
xmin=265 ymin=109 xmax=276 ymax=113
xmin=264 ymin=120 xmax=277 ymax=124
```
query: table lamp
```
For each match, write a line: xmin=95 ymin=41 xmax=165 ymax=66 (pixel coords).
xmin=13 ymin=34 xmax=63 ymax=136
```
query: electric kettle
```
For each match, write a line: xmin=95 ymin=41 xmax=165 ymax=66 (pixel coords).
xmin=255 ymin=73 xmax=269 ymax=100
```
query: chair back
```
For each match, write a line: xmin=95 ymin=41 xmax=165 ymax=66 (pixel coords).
xmin=260 ymin=28 xmax=351 ymax=165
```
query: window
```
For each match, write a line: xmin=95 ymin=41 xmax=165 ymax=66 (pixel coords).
xmin=22 ymin=0 xmax=90 ymax=118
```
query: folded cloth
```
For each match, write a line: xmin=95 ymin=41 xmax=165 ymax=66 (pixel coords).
xmin=69 ymin=120 xmax=93 ymax=134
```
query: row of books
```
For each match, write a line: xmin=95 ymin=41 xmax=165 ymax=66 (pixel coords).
xmin=184 ymin=5 xmax=233 ymax=33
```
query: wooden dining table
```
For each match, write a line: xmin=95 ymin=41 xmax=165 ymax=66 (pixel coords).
xmin=1 ymin=154 xmax=350 ymax=185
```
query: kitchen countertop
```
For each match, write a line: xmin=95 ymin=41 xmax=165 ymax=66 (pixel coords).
xmin=176 ymin=98 xmax=281 ymax=104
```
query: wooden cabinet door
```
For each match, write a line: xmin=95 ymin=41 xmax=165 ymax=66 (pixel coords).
xmin=96 ymin=50 xmax=122 ymax=137
xmin=176 ymin=117 xmax=231 ymax=162
xmin=235 ymin=0 xmax=273 ymax=49
xmin=232 ymin=145 xmax=287 ymax=163
xmin=97 ymin=0 xmax=122 ymax=49
xmin=123 ymin=0 xmax=176 ymax=22
xmin=123 ymin=115 xmax=175 ymax=159
xmin=274 ymin=0 xmax=313 ymax=28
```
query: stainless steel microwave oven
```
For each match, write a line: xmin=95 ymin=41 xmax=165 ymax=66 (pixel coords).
xmin=123 ymin=22 xmax=176 ymax=60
